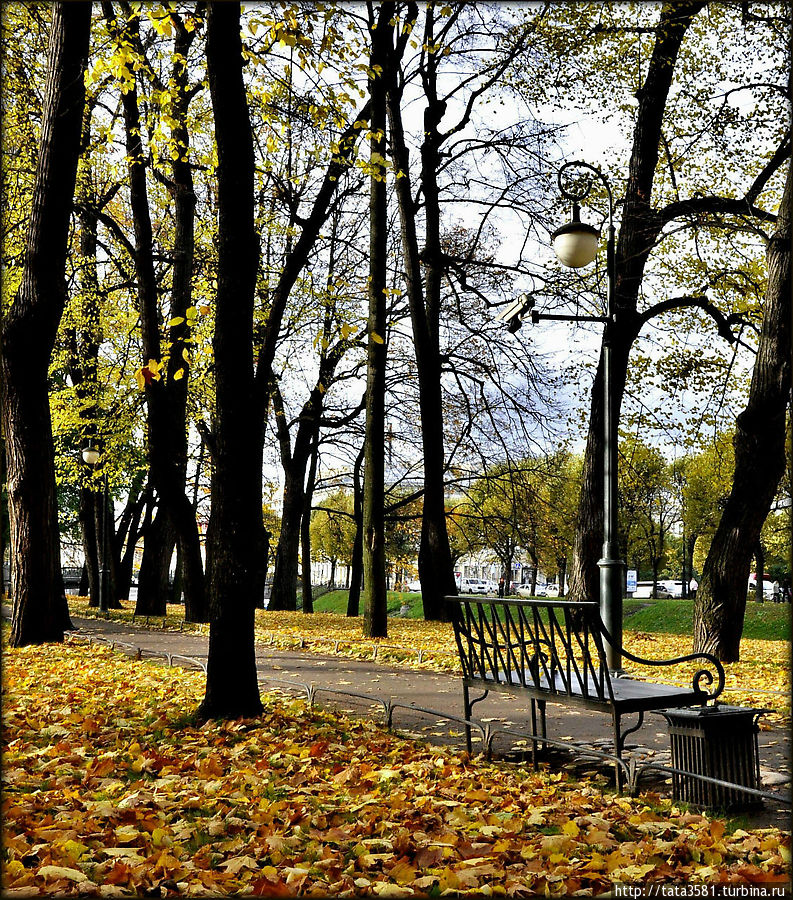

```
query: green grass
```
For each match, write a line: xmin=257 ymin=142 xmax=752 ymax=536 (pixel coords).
xmin=307 ymin=591 xmax=791 ymax=640
xmin=307 ymin=590 xmax=425 ymax=618
xmin=624 ymin=598 xmax=790 ymax=640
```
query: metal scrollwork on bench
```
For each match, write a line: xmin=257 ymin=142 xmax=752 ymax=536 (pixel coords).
xmin=598 ymin=619 xmax=726 ymax=701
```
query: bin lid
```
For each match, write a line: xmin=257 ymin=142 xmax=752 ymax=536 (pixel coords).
xmin=655 ymin=705 xmax=769 ymax=722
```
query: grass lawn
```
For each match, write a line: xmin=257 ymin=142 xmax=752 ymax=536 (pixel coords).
xmin=3 ymin=632 xmax=790 ymax=896
xmin=314 ymin=591 xmax=791 ymax=642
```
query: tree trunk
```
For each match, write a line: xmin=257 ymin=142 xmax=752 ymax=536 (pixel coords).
xmin=362 ymin=3 xmax=393 ymax=639
xmin=114 ymin=483 xmax=146 ymax=604
xmin=754 ymin=543 xmax=765 ymax=603
xmin=136 ymin=508 xmax=174 ymax=615
xmin=694 ymin=159 xmax=791 ymax=660
xmin=0 ymin=436 xmax=5 ymax=599
xmin=269 ymin=466 xmax=303 ymax=611
xmin=0 ymin=2 xmax=91 ymax=645
xmin=300 ymin=431 xmax=319 ymax=614
xmin=199 ymin=2 xmax=263 ymax=720
xmin=347 ymin=445 xmax=365 ymax=617
xmin=80 ymin=488 xmax=100 ymax=607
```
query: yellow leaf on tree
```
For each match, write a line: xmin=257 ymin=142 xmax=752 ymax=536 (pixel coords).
xmin=371 ymin=332 xmax=385 ymax=344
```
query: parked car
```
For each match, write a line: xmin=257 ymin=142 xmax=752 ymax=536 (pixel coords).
xmin=515 ymin=583 xmax=546 ymax=598
xmin=545 ymin=583 xmax=559 ymax=596
xmin=660 ymin=580 xmax=684 ymax=598
xmin=632 ymin=581 xmax=673 ymax=599
xmin=484 ymin=580 xmax=499 ymax=595
xmin=405 ymin=580 xmax=422 ymax=593
xmin=748 ymin=576 xmax=774 ymax=600
xmin=459 ymin=577 xmax=488 ymax=594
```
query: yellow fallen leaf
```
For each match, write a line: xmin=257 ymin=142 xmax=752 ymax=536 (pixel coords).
xmin=373 ymin=883 xmax=413 ymax=897
xmin=221 ymin=855 xmax=259 ymax=874
xmin=388 ymin=860 xmax=417 ymax=884
xmin=37 ymin=865 xmax=85 ymax=882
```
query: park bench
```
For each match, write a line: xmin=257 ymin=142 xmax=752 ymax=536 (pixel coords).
xmin=446 ymin=596 xmax=725 ymax=785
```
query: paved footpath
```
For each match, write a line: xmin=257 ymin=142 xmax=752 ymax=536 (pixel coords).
xmin=10 ymin=609 xmax=791 ymax=829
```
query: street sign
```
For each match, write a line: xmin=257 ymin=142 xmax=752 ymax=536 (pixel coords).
xmin=626 ymin=569 xmax=637 ymax=593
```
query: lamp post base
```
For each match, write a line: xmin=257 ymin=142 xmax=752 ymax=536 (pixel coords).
xmin=598 ymin=555 xmax=625 ymax=674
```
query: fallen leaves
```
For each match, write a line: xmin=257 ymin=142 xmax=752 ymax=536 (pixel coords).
xmin=3 ymin=631 xmax=791 ymax=896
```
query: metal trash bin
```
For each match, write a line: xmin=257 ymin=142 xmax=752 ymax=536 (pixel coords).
xmin=658 ymin=705 xmax=766 ymax=810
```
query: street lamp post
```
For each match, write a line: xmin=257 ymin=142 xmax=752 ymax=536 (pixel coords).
xmin=82 ymin=443 xmax=109 ymax=614
xmin=500 ymin=160 xmax=625 ymax=672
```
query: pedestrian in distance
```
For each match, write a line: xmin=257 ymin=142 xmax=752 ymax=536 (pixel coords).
xmin=498 ymin=577 xmax=505 ymax=599
xmin=689 ymin=577 xmax=698 ymax=600
xmin=772 ymin=579 xmax=781 ymax=603
xmin=782 ymin=580 xmax=792 ymax=603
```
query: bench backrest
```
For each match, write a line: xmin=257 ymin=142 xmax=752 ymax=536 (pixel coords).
xmin=446 ymin=596 xmax=615 ymax=702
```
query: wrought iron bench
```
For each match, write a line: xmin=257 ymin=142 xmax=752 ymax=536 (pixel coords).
xmin=446 ymin=596 xmax=725 ymax=785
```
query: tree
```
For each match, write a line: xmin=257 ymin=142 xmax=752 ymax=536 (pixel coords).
xmin=676 ymin=431 xmax=734 ymax=592
xmin=619 ymin=437 xmax=675 ymax=592
xmin=0 ymin=2 xmax=91 ymax=646
xmin=198 ymin=2 xmax=263 ymax=719
xmin=100 ymin=2 xmax=207 ymax=622
xmin=385 ymin=5 xmax=545 ymax=620
xmin=310 ymin=490 xmax=356 ymax=590
xmin=362 ymin=1 xmax=394 ymax=639
xmin=463 ymin=463 xmax=538 ymax=590
xmin=694 ymin=156 xmax=791 ymax=660
xmin=536 ymin=450 xmax=581 ymax=595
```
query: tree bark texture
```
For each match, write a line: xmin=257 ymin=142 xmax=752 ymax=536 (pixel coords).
xmin=694 ymin=158 xmax=791 ymax=661
xmin=199 ymin=2 xmax=263 ymax=719
xmin=0 ymin=2 xmax=91 ymax=645
xmin=135 ymin=506 xmax=174 ymax=616
xmin=347 ymin=445 xmax=365 ymax=617
xmin=80 ymin=488 xmax=100 ymax=607
xmin=362 ymin=3 xmax=393 ymax=639
xmin=300 ymin=431 xmax=320 ymax=614
xmin=386 ymin=3 xmax=456 ymax=622
xmin=566 ymin=2 xmax=705 ymax=608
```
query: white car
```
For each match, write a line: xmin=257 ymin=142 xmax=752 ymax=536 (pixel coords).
xmin=748 ymin=577 xmax=774 ymax=600
xmin=460 ymin=578 xmax=488 ymax=595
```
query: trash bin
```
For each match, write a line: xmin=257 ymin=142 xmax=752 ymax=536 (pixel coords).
xmin=658 ymin=705 xmax=766 ymax=810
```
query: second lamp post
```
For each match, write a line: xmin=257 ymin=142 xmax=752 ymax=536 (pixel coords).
xmin=82 ymin=443 xmax=110 ymax=614
xmin=548 ymin=161 xmax=625 ymax=672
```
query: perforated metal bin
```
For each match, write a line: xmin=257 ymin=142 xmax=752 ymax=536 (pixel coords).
xmin=658 ymin=705 xmax=766 ymax=810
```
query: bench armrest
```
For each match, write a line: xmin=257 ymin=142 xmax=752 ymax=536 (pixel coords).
xmin=598 ymin=620 xmax=725 ymax=700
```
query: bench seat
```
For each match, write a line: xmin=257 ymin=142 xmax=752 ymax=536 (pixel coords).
xmin=475 ymin=668 xmax=709 ymax=709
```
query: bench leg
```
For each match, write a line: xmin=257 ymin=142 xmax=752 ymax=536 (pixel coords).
xmin=529 ymin=700 xmax=548 ymax=769
xmin=462 ymin=683 xmax=489 ymax=755
xmin=613 ymin=711 xmax=644 ymax=792
xmin=462 ymin=683 xmax=473 ymax=755
xmin=530 ymin=700 xmax=538 ymax=768
xmin=613 ymin=713 xmax=623 ymax=791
